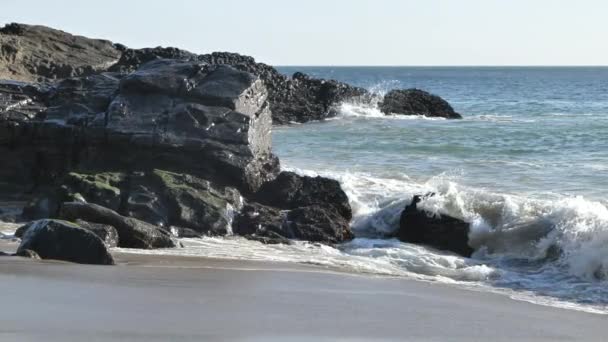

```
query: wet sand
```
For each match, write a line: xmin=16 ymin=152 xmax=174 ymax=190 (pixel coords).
xmin=0 ymin=251 xmax=605 ymax=341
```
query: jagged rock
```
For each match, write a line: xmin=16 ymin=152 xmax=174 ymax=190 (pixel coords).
xmin=379 ymin=89 xmax=462 ymax=119
xmin=59 ymin=202 xmax=175 ymax=249
xmin=152 ymin=170 xmax=242 ymax=235
xmin=108 ymin=46 xmax=197 ymax=73
xmin=45 ymin=73 xmax=120 ymax=122
xmin=14 ymin=249 xmax=41 ymax=259
xmin=232 ymin=202 xmax=352 ymax=244
xmin=62 ymin=172 xmax=126 ymax=211
xmin=0 ymin=23 xmax=121 ymax=82
xmin=74 ymin=219 xmax=119 ymax=248
xmin=16 ymin=219 xmax=114 ymax=265
xmin=398 ymin=195 xmax=473 ymax=257
xmin=199 ymin=53 xmax=369 ymax=124
xmin=0 ymin=59 xmax=280 ymax=196
xmin=232 ymin=203 xmax=287 ymax=237
xmin=254 ymin=171 xmax=352 ymax=221
xmin=0 ymin=80 xmax=49 ymax=122
xmin=285 ymin=205 xmax=353 ymax=244
xmin=123 ymin=171 xmax=169 ymax=226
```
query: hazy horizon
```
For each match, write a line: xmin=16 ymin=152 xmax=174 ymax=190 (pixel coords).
xmin=2 ymin=0 xmax=607 ymax=66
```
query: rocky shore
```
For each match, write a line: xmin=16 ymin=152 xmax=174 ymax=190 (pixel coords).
xmin=0 ymin=23 xmax=470 ymax=264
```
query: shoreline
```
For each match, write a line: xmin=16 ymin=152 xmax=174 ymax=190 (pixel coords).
xmin=1 ymin=253 xmax=606 ymax=341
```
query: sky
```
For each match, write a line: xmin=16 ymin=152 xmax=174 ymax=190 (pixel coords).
xmin=1 ymin=0 xmax=606 ymax=66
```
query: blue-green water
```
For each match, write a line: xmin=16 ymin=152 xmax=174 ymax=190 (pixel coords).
xmin=269 ymin=67 xmax=608 ymax=312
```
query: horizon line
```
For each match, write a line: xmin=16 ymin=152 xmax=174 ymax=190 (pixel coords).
xmin=274 ymin=65 xmax=608 ymax=68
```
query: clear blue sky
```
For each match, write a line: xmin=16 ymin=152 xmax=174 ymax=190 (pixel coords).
xmin=1 ymin=0 xmax=606 ymax=66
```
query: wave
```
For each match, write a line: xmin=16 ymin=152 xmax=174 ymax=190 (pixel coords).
xmin=282 ymin=166 xmax=608 ymax=312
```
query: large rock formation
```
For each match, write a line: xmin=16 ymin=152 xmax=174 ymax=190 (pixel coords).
xmin=398 ymin=195 xmax=473 ymax=257
xmin=0 ymin=23 xmax=120 ymax=82
xmin=17 ymin=219 xmax=114 ymax=265
xmin=380 ymin=89 xmax=462 ymax=119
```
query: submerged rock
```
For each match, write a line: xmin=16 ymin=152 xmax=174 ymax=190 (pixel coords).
xmin=16 ymin=219 xmax=114 ymax=265
xmin=59 ymin=202 xmax=175 ymax=249
xmin=398 ymin=195 xmax=473 ymax=257
xmin=380 ymin=89 xmax=462 ymax=119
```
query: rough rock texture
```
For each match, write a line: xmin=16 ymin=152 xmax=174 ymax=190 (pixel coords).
xmin=398 ymin=195 xmax=473 ymax=257
xmin=152 ymin=170 xmax=242 ymax=235
xmin=16 ymin=219 xmax=114 ymax=265
xmin=59 ymin=202 xmax=175 ymax=249
xmin=380 ymin=89 xmax=462 ymax=119
xmin=0 ymin=23 xmax=120 ymax=82
xmin=73 ymin=219 xmax=119 ymax=248
xmin=0 ymin=80 xmax=49 ymax=122
xmin=15 ymin=217 xmax=118 ymax=248
xmin=200 ymin=53 xmax=369 ymax=123
xmin=231 ymin=172 xmax=354 ymax=244
xmin=0 ymin=59 xmax=279 ymax=197
xmin=254 ymin=171 xmax=352 ymax=220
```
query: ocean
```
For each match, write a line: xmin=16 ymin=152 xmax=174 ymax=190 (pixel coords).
xmin=10 ymin=67 xmax=608 ymax=313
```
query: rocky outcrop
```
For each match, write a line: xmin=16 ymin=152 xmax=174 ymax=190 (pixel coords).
xmin=0 ymin=59 xmax=279 ymax=197
xmin=17 ymin=219 xmax=114 ymax=265
xmin=152 ymin=170 xmax=242 ymax=235
xmin=254 ymin=171 xmax=352 ymax=220
xmin=59 ymin=202 xmax=175 ymax=249
xmin=0 ymin=23 xmax=120 ymax=82
xmin=231 ymin=172 xmax=354 ymax=244
xmin=380 ymin=89 xmax=462 ymax=119
xmin=398 ymin=195 xmax=473 ymax=257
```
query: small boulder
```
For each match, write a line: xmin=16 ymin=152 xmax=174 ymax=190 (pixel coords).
xmin=398 ymin=195 xmax=473 ymax=257
xmin=16 ymin=219 xmax=114 ymax=265
xmin=59 ymin=202 xmax=175 ymax=249
xmin=380 ymin=89 xmax=462 ymax=119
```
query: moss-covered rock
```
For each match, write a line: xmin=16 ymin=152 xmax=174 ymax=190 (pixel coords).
xmin=63 ymin=172 xmax=126 ymax=211
xmin=152 ymin=169 xmax=242 ymax=235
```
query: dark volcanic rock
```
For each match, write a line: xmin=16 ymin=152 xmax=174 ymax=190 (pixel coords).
xmin=62 ymin=172 xmax=126 ymax=211
xmin=379 ymin=89 xmax=462 ymax=119
xmin=16 ymin=219 xmax=114 ymax=265
xmin=254 ymin=171 xmax=352 ymax=220
xmin=398 ymin=195 xmax=473 ymax=257
xmin=0 ymin=23 xmax=121 ymax=82
xmin=74 ymin=219 xmax=119 ymax=248
xmin=152 ymin=170 xmax=242 ymax=235
xmin=285 ymin=205 xmax=352 ymax=244
xmin=0 ymin=80 xmax=49 ymax=122
xmin=233 ymin=201 xmax=353 ymax=245
xmin=232 ymin=203 xmax=287 ymax=237
xmin=199 ymin=52 xmax=369 ymax=124
xmin=0 ymin=59 xmax=279 ymax=196
xmin=59 ymin=202 xmax=175 ymax=249
xmin=108 ymin=46 xmax=197 ymax=74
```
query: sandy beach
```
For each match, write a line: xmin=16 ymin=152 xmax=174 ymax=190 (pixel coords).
xmin=0 ymin=250 xmax=605 ymax=342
